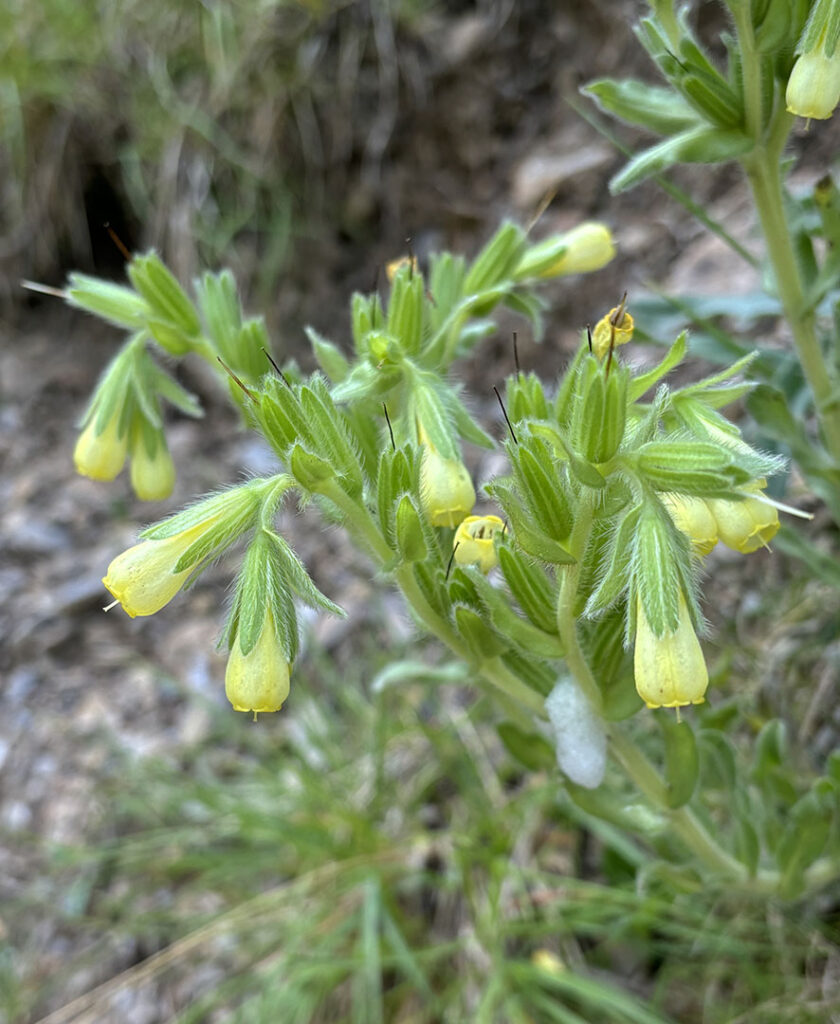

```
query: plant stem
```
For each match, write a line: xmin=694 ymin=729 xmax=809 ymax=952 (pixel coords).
xmin=733 ymin=6 xmax=840 ymax=463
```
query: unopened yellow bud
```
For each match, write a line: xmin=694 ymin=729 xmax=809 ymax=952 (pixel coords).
xmin=660 ymin=493 xmax=718 ymax=555
xmin=591 ymin=305 xmax=634 ymax=360
xmin=386 ymin=255 xmax=419 ymax=282
xmin=225 ymin=610 xmax=291 ymax=714
xmin=786 ymin=28 xmax=840 ymax=120
xmin=706 ymin=490 xmax=780 ymax=553
xmin=453 ymin=515 xmax=505 ymax=573
xmin=532 ymin=949 xmax=566 ymax=975
xmin=74 ymin=412 xmax=128 ymax=481
xmin=540 ymin=222 xmax=615 ymax=277
xmin=102 ymin=515 xmax=223 ymax=617
xmin=418 ymin=425 xmax=475 ymax=528
xmin=634 ymin=595 xmax=708 ymax=709
xmin=130 ymin=434 xmax=176 ymax=501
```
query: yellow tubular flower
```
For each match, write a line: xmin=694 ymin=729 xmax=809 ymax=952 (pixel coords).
xmin=540 ymin=223 xmax=615 ymax=277
xmin=786 ymin=27 xmax=840 ymax=120
xmin=74 ymin=411 xmax=128 ymax=481
xmin=130 ymin=434 xmax=176 ymax=501
xmin=102 ymin=515 xmax=223 ymax=617
xmin=660 ymin=493 xmax=718 ymax=556
xmin=225 ymin=610 xmax=291 ymax=714
xmin=418 ymin=425 xmax=475 ymax=528
xmin=634 ymin=595 xmax=708 ymax=709
xmin=385 ymin=255 xmax=419 ymax=282
xmin=591 ymin=304 xmax=634 ymax=360
xmin=453 ymin=515 xmax=506 ymax=573
xmin=706 ymin=492 xmax=780 ymax=553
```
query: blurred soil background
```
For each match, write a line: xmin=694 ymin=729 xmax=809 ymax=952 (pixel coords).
xmin=2 ymin=1 xmax=840 ymax=1021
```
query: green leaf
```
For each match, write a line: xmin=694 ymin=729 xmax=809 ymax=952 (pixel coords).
xmin=610 ymin=127 xmax=752 ymax=193
xmin=629 ymin=331 xmax=687 ymax=400
xmin=584 ymin=78 xmax=700 ymax=134
xmin=497 ymin=722 xmax=555 ymax=771
xmin=660 ymin=716 xmax=699 ymax=809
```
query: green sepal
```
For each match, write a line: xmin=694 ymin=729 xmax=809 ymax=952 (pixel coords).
xmin=145 ymin=317 xmax=192 ymax=356
xmin=387 ymin=263 xmax=425 ymax=357
xmin=633 ymin=506 xmax=688 ymax=635
xmin=510 ymin=438 xmax=574 ymax=541
xmin=636 ymin=439 xmax=740 ymax=495
xmin=629 ymin=331 xmax=687 ymax=401
xmin=299 ymin=377 xmax=364 ymax=498
xmin=497 ymin=722 xmax=555 ymax=771
xmin=453 ymin=603 xmax=508 ymax=660
xmin=289 ymin=444 xmax=335 ymax=491
xmin=468 ymin=569 xmax=564 ymax=658
xmin=142 ymin=481 xmax=265 ymax=576
xmin=427 ymin=252 xmax=466 ymax=331
xmin=66 ymin=273 xmax=151 ymax=330
xmin=554 ymin=342 xmax=590 ymax=428
xmin=228 ymin=530 xmax=298 ymax=663
xmin=128 ymin=252 xmax=201 ymax=340
xmin=486 ymin=482 xmax=576 ymax=565
xmin=610 ymin=126 xmax=752 ymax=194
xmin=583 ymin=505 xmax=641 ymax=619
xmin=497 ymin=545 xmax=558 ymax=635
xmin=266 ymin=530 xmax=344 ymax=617
xmin=306 ymin=327 xmax=350 ymax=383
xmin=660 ymin=716 xmax=700 ymax=809
xmin=412 ymin=562 xmax=451 ymax=621
xmin=583 ymin=78 xmax=700 ymax=135
xmin=196 ymin=269 xmax=241 ymax=364
xmin=600 ymin=674 xmax=643 ymax=721
xmin=411 ymin=380 xmax=458 ymax=459
xmin=234 ymin=318 xmax=271 ymax=381
xmin=462 ymin=221 xmax=527 ymax=297
xmin=512 ymin=235 xmax=569 ymax=280
xmin=506 ymin=372 xmax=549 ymax=423
xmin=395 ymin=494 xmax=427 ymax=563
xmin=571 ymin=358 xmax=628 ymax=464
xmin=351 ymin=292 xmax=384 ymax=354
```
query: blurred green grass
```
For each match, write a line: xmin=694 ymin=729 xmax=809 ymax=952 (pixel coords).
xmin=4 ymin=637 xmax=839 ymax=1024
xmin=0 ymin=0 xmax=429 ymax=299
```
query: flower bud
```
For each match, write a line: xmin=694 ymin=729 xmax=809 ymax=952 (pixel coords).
xmin=660 ymin=493 xmax=718 ymax=555
xmin=103 ymin=514 xmax=224 ymax=617
xmin=634 ymin=595 xmax=708 ymax=709
xmin=705 ymin=489 xmax=780 ymax=553
xmin=418 ymin=426 xmax=475 ymax=528
xmin=130 ymin=430 xmax=175 ymax=501
xmin=786 ymin=25 xmax=840 ymax=120
xmin=74 ymin=411 xmax=128 ymax=481
xmin=453 ymin=515 xmax=506 ymax=573
xmin=225 ymin=610 xmax=291 ymax=714
xmin=517 ymin=223 xmax=615 ymax=279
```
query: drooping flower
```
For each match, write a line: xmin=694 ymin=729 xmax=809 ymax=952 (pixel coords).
xmin=74 ymin=410 xmax=128 ymax=481
xmin=225 ymin=610 xmax=291 ymax=714
xmin=130 ymin=429 xmax=176 ymax=501
xmin=634 ymin=595 xmax=708 ymax=709
xmin=102 ymin=514 xmax=223 ymax=617
xmin=786 ymin=25 xmax=840 ymax=120
xmin=706 ymin=485 xmax=780 ymax=554
xmin=453 ymin=515 xmax=506 ymax=573
xmin=591 ymin=303 xmax=634 ymax=360
xmin=660 ymin=493 xmax=718 ymax=556
xmin=418 ymin=424 xmax=475 ymax=528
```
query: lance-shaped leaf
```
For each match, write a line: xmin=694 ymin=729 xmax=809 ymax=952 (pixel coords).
xmin=498 ymin=545 xmax=559 ymax=635
xmin=584 ymin=77 xmax=700 ymax=134
xmin=463 ymin=221 xmax=526 ymax=296
xmin=469 ymin=568 xmax=564 ymax=658
xmin=660 ymin=715 xmax=700 ymax=809
xmin=67 ymin=273 xmax=151 ymax=330
xmin=610 ymin=126 xmax=752 ymax=193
